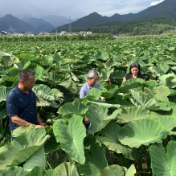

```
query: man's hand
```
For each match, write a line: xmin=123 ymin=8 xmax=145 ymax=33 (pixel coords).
xmin=84 ymin=117 xmax=90 ymax=124
xmin=34 ymin=125 xmax=43 ymax=127
xmin=39 ymin=122 xmax=47 ymax=127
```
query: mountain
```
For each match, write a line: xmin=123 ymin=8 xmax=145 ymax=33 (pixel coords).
xmin=41 ymin=15 xmax=70 ymax=27
xmin=23 ymin=17 xmax=54 ymax=33
xmin=0 ymin=14 xmax=36 ymax=33
xmin=54 ymin=0 xmax=176 ymax=32
xmin=41 ymin=15 xmax=79 ymax=27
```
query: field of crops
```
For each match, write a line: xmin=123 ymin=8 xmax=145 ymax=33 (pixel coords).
xmin=0 ymin=36 xmax=176 ymax=175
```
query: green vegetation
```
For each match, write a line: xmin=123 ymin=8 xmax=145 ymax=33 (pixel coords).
xmin=0 ymin=33 xmax=114 ymax=42
xmin=72 ymin=18 xmax=176 ymax=35
xmin=1 ymin=36 xmax=176 ymax=175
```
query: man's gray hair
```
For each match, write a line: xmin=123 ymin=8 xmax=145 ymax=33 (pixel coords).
xmin=87 ymin=70 xmax=98 ymax=79
xmin=19 ymin=70 xmax=34 ymax=81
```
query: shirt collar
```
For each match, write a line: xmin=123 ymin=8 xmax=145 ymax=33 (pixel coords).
xmin=86 ymin=82 xmax=92 ymax=90
xmin=16 ymin=86 xmax=30 ymax=95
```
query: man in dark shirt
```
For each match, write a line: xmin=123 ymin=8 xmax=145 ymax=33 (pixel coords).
xmin=6 ymin=70 xmax=46 ymax=139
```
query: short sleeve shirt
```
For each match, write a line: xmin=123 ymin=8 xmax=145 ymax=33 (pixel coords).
xmin=79 ymin=82 xmax=99 ymax=99
xmin=6 ymin=86 xmax=38 ymax=132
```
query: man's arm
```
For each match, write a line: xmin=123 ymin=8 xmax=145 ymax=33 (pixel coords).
xmin=37 ymin=113 xmax=46 ymax=126
xmin=11 ymin=115 xmax=42 ymax=127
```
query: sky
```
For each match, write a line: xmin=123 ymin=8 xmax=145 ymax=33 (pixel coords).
xmin=0 ymin=0 xmax=165 ymax=19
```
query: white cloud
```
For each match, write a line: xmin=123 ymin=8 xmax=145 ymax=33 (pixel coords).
xmin=150 ymin=0 xmax=164 ymax=6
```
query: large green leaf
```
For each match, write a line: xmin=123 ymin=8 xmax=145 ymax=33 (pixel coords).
xmin=99 ymin=164 xmax=136 ymax=176
xmin=53 ymin=114 xmax=86 ymax=164
xmin=116 ymin=106 xmax=150 ymax=124
xmin=0 ymin=86 xmax=10 ymax=102
xmin=58 ymin=99 xmax=88 ymax=116
xmin=155 ymin=85 xmax=170 ymax=101
xmin=0 ymin=166 xmax=27 ymax=176
xmin=53 ymin=162 xmax=79 ymax=176
xmin=130 ymin=89 xmax=170 ymax=111
xmin=26 ymin=166 xmax=43 ymax=176
xmin=96 ymin=121 xmax=140 ymax=160
xmin=23 ymin=145 xmax=46 ymax=171
xmin=79 ymin=142 xmax=108 ymax=176
xmin=102 ymin=85 xmax=118 ymax=99
xmin=149 ymin=141 xmax=176 ymax=176
xmin=59 ymin=79 xmax=77 ymax=94
xmin=83 ymin=88 xmax=102 ymax=101
xmin=118 ymin=119 xmax=167 ymax=148
xmin=152 ymin=116 xmax=176 ymax=135
xmin=87 ymin=104 xmax=121 ymax=134
xmin=33 ymin=84 xmax=55 ymax=101
xmin=0 ymin=125 xmax=49 ymax=169
xmin=99 ymin=165 xmax=125 ymax=176
xmin=118 ymin=78 xmax=144 ymax=93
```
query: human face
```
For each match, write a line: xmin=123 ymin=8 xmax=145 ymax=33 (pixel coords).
xmin=131 ymin=67 xmax=139 ymax=76
xmin=22 ymin=76 xmax=35 ymax=90
xmin=88 ymin=75 xmax=98 ymax=87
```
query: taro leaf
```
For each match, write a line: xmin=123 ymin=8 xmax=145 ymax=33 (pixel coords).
xmin=42 ymin=72 xmax=61 ymax=85
xmin=99 ymin=165 xmax=125 ymax=176
xmin=87 ymin=101 xmax=121 ymax=109
xmin=97 ymin=51 xmax=109 ymax=61
xmin=125 ymin=164 xmax=136 ymax=176
xmin=2 ymin=68 xmax=20 ymax=82
xmin=53 ymin=162 xmax=79 ymax=176
xmin=87 ymin=104 xmax=121 ymax=134
xmin=0 ymin=166 xmax=27 ymax=176
xmin=159 ymin=73 xmax=176 ymax=86
xmin=1 ymin=55 xmax=20 ymax=66
xmin=102 ymin=85 xmax=118 ymax=99
xmin=144 ymin=87 xmax=154 ymax=98
xmin=53 ymin=114 xmax=86 ymax=164
xmin=83 ymin=88 xmax=102 ymax=101
xmin=59 ymin=79 xmax=77 ymax=94
xmin=58 ymin=99 xmax=88 ymax=116
xmin=106 ymin=57 xmax=121 ymax=68
xmin=118 ymin=119 xmax=167 ymax=148
xmin=33 ymin=84 xmax=55 ymax=101
xmin=159 ymin=63 xmax=169 ymax=73
xmin=44 ymin=170 xmax=54 ymax=176
xmin=0 ymin=105 xmax=7 ymax=120
xmin=149 ymin=141 xmax=176 ymax=176
xmin=34 ymin=66 xmax=48 ymax=81
xmin=155 ymin=85 xmax=170 ymax=101
xmin=96 ymin=121 xmax=140 ymax=160
xmin=52 ymin=88 xmax=64 ymax=101
xmin=165 ymin=76 xmax=176 ymax=89
xmin=23 ymin=145 xmax=46 ymax=171
xmin=26 ymin=166 xmax=43 ymax=176
xmin=0 ymin=125 xmax=49 ymax=169
xmin=130 ymin=89 xmax=170 ymax=111
xmin=116 ymin=106 xmax=150 ymax=124
xmin=79 ymin=143 xmax=108 ymax=176
xmin=111 ymin=70 xmax=125 ymax=79
xmin=143 ymin=81 xmax=156 ymax=90
xmin=101 ymin=68 xmax=113 ymax=81
xmin=152 ymin=116 xmax=176 ymax=135
xmin=118 ymin=78 xmax=144 ymax=93
xmin=71 ymin=72 xmax=79 ymax=82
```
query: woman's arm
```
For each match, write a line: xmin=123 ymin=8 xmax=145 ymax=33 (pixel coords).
xmin=122 ymin=77 xmax=126 ymax=83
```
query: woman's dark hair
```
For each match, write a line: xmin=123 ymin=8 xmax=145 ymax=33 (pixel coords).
xmin=126 ymin=62 xmax=144 ymax=80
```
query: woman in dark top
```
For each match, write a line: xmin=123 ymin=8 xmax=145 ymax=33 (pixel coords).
xmin=122 ymin=62 xmax=145 ymax=83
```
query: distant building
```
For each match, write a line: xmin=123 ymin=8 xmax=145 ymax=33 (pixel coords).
xmin=39 ymin=31 xmax=50 ymax=36
xmin=60 ymin=31 xmax=67 ymax=35
xmin=87 ymin=31 xmax=93 ymax=34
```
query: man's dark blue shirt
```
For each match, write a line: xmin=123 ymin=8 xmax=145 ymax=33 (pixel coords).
xmin=6 ymin=86 xmax=38 ymax=132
